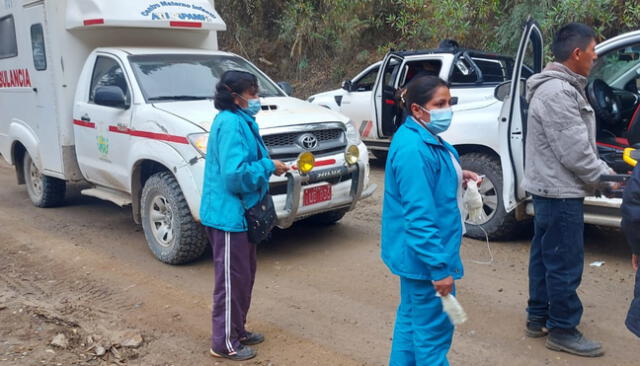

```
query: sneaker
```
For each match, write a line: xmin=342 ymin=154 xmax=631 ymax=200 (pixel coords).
xmin=240 ymin=331 xmax=265 ymax=346
xmin=210 ymin=345 xmax=257 ymax=361
xmin=545 ymin=328 xmax=604 ymax=357
xmin=525 ymin=317 xmax=548 ymax=338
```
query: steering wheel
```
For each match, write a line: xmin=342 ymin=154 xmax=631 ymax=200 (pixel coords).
xmin=586 ymin=79 xmax=622 ymax=128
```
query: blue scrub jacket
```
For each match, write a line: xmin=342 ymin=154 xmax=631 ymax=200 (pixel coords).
xmin=200 ymin=109 xmax=275 ymax=232
xmin=381 ymin=117 xmax=464 ymax=281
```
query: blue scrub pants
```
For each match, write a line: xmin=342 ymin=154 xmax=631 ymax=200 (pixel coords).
xmin=390 ymin=277 xmax=454 ymax=366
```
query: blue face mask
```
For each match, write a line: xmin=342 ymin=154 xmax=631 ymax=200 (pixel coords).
xmin=243 ymin=98 xmax=262 ymax=116
xmin=419 ymin=106 xmax=453 ymax=135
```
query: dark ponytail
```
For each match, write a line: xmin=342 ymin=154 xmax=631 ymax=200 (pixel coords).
xmin=214 ymin=70 xmax=259 ymax=111
xmin=397 ymin=75 xmax=449 ymax=113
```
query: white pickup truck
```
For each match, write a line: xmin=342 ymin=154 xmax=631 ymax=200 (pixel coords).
xmin=310 ymin=27 xmax=640 ymax=240
xmin=0 ymin=0 xmax=374 ymax=264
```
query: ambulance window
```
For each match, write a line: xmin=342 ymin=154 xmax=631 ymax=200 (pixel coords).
xmin=0 ymin=15 xmax=18 ymax=59
xmin=30 ymin=24 xmax=46 ymax=70
xmin=89 ymin=56 xmax=130 ymax=104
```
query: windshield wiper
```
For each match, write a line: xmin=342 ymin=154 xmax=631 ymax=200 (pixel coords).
xmin=148 ymin=95 xmax=211 ymax=102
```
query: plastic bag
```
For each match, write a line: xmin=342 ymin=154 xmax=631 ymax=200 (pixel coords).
xmin=464 ymin=180 xmax=484 ymax=224
xmin=439 ymin=294 xmax=468 ymax=325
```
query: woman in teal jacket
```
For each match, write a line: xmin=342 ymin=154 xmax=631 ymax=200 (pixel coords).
xmin=382 ymin=76 xmax=479 ymax=366
xmin=201 ymin=70 xmax=288 ymax=361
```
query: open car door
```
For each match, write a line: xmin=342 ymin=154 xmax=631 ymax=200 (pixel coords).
xmin=497 ymin=18 xmax=544 ymax=212
xmin=373 ymin=53 xmax=404 ymax=138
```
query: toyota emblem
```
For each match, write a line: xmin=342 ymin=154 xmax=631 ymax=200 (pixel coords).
xmin=298 ymin=133 xmax=319 ymax=150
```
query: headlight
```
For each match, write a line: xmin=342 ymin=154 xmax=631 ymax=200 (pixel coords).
xmin=345 ymin=121 xmax=362 ymax=145
xmin=188 ymin=133 xmax=209 ymax=157
xmin=297 ymin=151 xmax=316 ymax=175
xmin=345 ymin=145 xmax=360 ymax=166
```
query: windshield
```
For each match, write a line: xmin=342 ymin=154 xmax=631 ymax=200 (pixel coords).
xmin=591 ymin=45 xmax=640 ymax=85
xmin=129 ymin=54 xmax=284 ymax=102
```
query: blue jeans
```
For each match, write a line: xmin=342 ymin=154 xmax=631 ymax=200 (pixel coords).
xmin=390 ymin=277 xmax=454 ymax=366
xmin=527 ymin=196 xmax=585 ymax=330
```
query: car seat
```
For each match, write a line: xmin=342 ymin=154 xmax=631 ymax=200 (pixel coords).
xmin=598 ymin=104 xmax=640 ymax=149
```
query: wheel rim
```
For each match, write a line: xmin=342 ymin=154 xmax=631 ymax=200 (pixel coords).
xmin=465 ymin=177 xmax=498 ymax=226
xmin=27 ymin=159 xmax=44 ymax=200
xmin=149 ymin=195 xmax=175 ymax=247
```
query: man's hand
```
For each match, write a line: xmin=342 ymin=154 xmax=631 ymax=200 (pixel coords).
xmin=633 ymin=254 xmax=639 ymax=272
xmin=272 ymin=160 xmax=289 ymax=176
xmin=433 ymin=276 xmax=454 ymax=297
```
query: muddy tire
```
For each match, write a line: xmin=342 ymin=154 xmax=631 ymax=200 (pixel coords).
xmin=23 ymin=152 xmax=66 ymax=208
xmin=459 ymin=153 xmax=521 ymax=240
xmin=141 ymin=171 xmax=207 ymax=264
xmin=306 ymin=209 xmax=348 ymax=225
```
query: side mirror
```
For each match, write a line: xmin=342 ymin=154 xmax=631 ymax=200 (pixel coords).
xmin=277 ymin=81 xmax=293 ymax=96
xmin=494 ymin=81 xmax=512 ymax=101
xmin=95 ymin=86 xmax=128 ymax=109
xmin=341 ymin=80 xmax=353 ymax=92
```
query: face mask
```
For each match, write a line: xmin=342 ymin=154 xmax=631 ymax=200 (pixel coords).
xmin=243 ymin=98 xmax=262 ymax=116
xmin=418 ymin=106 xmax=453 ymax=135
xmin=235 ymin=93 xmax=262 ymax=116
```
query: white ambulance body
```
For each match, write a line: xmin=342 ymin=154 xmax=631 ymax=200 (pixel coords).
xmin=0 ymin=0 xmax=374 ymax=264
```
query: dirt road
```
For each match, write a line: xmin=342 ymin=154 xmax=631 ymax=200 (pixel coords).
xmin=0 ymin=158 xmax=637 ymax=366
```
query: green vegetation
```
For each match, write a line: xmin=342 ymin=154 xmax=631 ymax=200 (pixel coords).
xmin=216 ymin=0 xmax=640 ymax=96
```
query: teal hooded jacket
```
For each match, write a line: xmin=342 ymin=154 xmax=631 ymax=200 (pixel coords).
xmin=381 ymin=117 xmax=464 ymax=281
xmin=200 ymin=109 xmax=275 ymax=232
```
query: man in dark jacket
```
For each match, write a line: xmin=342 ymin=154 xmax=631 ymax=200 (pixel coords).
xmin=623 ymin=164 xmax=640 ymax=337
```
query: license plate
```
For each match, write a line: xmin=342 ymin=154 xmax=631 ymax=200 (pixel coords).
xmin=303 ymin=184 xmax=332 ymax=206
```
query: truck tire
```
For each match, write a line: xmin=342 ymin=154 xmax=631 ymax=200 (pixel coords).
xmin=459 ymin=153 xmax=521 ymax=240
xmin=306 ymin=209 xmax=348 ymax=225
xmin=141 ymin=171 xmax=207 ymax=264
xmin=23 ymin=152 xmax=66 ymax=208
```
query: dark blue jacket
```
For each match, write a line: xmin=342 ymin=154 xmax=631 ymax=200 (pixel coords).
xmin=623 ymin=165 xmax=640 ymax=338
xmin=622 ymin=166 xmax=640 ymax=255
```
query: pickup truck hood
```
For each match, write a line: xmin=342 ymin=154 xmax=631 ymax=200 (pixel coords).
xmin=153 ymin=97 xmax=348 ymax=131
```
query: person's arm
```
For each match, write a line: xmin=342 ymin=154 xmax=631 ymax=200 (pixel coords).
xmin=622 ymin=167 xmax=640 ymax=257
xmin=217 ymin=119 xmax=275 ymax=195
xmin=538 ymin=90 xmax=611 ymax=185
xmin=392 ymin=144 xmax=450 ymax=281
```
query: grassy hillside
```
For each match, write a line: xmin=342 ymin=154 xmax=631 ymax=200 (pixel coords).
xmin=215 ymin=0 xmax=640 ymax=97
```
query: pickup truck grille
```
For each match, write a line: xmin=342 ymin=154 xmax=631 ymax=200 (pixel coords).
xmin=263 ymin=128 xmax=347 ymax=161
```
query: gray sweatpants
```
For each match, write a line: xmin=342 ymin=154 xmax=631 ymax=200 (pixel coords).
xmin=205 ymin=227 xmax=257 ymax=354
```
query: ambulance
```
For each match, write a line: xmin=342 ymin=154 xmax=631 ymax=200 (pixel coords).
xmin=0 ymin=0 xmax=374 ymax=264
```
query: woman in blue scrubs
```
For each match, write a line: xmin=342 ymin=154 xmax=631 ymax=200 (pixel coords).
xmin=381 ymin=76 xmax=479 ymax=365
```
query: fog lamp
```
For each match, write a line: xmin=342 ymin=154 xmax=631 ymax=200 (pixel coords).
xmin=297 ymin=151 xmax=316 ymax=174
xmin=345 ymin=145 xmax=360 ymax=166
